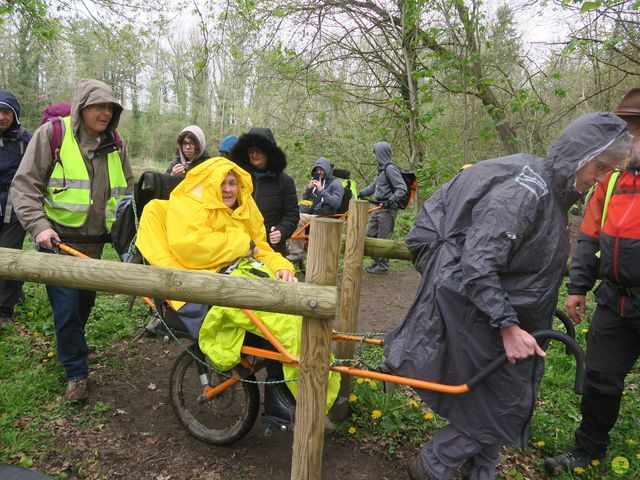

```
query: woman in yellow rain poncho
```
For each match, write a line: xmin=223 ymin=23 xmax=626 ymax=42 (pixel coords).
xmin=136 ymin=157 xmax=339 ymax=415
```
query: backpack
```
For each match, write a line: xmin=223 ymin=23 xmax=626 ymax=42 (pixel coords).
xmin=333 ymin=168 xmax=357 ymax=214
xmin=111 ymin=171 xmax=183 ymax=262
xmin=384 ymin=164 xmax=417 ymax=209
xmin=39 ymin=102 xmax=123 ymax=164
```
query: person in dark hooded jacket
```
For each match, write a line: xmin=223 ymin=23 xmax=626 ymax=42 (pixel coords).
xmin=0 ymin=89 xmax=31 ymax=328
xmin=381 ymin=112 xmax=632 ymax=480
xmin=544 ymin=90 xmax=640 ymax=476
xmin=230 ymin=128 xmax=299 ymax=257
xmin=287 ymin=157 xmax=345 ymax=261
xmin=358 ymin=141 xmax=407 ymax=274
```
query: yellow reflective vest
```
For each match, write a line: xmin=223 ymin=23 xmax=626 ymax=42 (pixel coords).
xmin=44 ymin=116 xmax=127 ymax=230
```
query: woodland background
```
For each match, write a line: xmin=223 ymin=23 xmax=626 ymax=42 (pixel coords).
xmin=2 ymin=0 xmax=639 ymax=194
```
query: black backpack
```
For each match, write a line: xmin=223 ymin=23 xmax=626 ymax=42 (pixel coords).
xmin=111 ymin=171 xmax=182 ymax=262
xmin=385 ymin=165 xmax=417 ymax=209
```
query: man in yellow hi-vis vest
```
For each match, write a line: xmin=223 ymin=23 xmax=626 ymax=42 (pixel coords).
xmin=11 ymin=79 xmax=134 ymax=403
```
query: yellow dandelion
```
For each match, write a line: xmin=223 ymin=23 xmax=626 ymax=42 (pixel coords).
xmin=611 ymin=456 xmax=629 ymax=475
xmin=348 ymin=426 xmax=356 ymax=434
xmin=409 ymin=400 xmax=419 ymax=408
xmin=626 ymin=439 xmax=636 ymax=446
xmin=573 ymin=467 xmax=585 ymax=474
xmin=371 ymin=410 xmax=382 ymax=419
xmin=591 ymin=459 xmax=600 ymax=466
xmin=349 ymin=393 xmax=357 ymax=403
xmin=357 ymin=378 xmax=365 ymax=384
xmin=368 ymin=381 xmax=377 ymax=389
xmin=47 ymin=351 xmax=54 ymax=358
xmin=27 ymin=312 xmax=34 ymax=318
xmin=581 ymin=328 xmax=588 ymax=334
xmin=535 ymin=440 xmax=545 ymax=448
xmin=636 ymin=452 xmax=640 ymax=460
xmin=423 ymin=412 xmax=433 ymax=421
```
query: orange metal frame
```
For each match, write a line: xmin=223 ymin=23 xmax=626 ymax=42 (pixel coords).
xmin=200 ymin=308 xmax=471 ymax=402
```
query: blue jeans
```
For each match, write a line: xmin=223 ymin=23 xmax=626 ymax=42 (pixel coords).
xmin=46 ymin=284 xmax=96 ymax=380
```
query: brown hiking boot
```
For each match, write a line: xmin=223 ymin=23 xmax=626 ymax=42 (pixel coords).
xmin=65 ymin=378 xmax=89 ymax=403
xmin=406 ymin=456 xmax=436 ymax=480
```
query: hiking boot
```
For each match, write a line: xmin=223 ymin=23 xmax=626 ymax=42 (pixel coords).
xmin=0 ymin=316 xmax=13 ymax=328
xmin=365 ymin=265 xmax=388 ymax=275
xmin=263 ymin=379 xmax=296 ymax=424
xmin=65 ymin=378 xmax=89 ymax=403
xmin=544 ymin=447 xmax=606 ymax=476
xmin=406 ymin=456 xmax=436 ymax=480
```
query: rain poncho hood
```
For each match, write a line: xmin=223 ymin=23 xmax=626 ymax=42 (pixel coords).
xmin=136 ymin=157 xmax=294 ymax=276
xmin=382 ymin=112 xmax=630 ymax=448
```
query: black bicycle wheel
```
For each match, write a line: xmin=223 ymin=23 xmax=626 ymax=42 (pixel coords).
xmin=170 ymin=343 xmax=260 ymax=445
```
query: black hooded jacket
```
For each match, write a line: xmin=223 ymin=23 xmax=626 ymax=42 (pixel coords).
xmin=230 ymin=128 xmax=299 ymax=256
xmin=0 ymin=90 xmax=32 ymax=188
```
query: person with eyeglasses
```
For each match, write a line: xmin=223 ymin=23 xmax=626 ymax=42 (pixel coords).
xmin=166 ymin=126 xmax=210 ymax=177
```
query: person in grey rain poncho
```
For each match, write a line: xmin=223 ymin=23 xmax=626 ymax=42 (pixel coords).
xmin=381 ymin=112 xmax=633 ymax=480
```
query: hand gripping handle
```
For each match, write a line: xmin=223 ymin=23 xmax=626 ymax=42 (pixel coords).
xmin=465 ymin=329 xmax=586 ymax=394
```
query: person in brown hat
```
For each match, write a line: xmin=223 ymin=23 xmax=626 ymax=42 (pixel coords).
xmin=544 ymin=90 xmax=640 ymax=476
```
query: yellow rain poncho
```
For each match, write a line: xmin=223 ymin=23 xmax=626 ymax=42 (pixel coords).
xmin=136 ymin=157 xmax=293 ymax=275
xmin=136 ymin=157 xmax=339 ymax=410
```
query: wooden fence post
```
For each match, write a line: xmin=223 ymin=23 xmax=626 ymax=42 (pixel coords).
xmin=291 ymin=217 xmax=342 ymax=480
xmin=329 ymin=200 xmax=369 ymax=422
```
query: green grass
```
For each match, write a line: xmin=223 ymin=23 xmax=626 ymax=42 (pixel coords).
xmin=0 ymin=244 xmax=148 ymax=471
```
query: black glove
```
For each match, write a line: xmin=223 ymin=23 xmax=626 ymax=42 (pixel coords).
xmin=382 ymin=199 xmax=394 ymax=209
xmin=357 ymin=192 xmax=365 ymax=199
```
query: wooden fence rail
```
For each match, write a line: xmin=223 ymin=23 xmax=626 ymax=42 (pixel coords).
xmin=0 ymin=248 xmax=337 ymax=319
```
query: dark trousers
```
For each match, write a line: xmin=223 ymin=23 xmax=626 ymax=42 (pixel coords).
xmin=421 ymin=424 xmax=501 ymax=480
xmin=366 ymin=207 xmax=398 ymax=271
xmin=46 ymin=284 xmax=96 ymax=380
xmin=575 ymin=304 xmax=640 ymax=457
xmin=0 ymin=214 xmax=26 ymax=317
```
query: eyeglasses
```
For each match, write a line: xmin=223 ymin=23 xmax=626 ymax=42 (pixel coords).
xmin=181 ymin=141 xmax=196 ymax=148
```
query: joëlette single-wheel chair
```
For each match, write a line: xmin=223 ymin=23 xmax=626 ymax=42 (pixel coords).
xmin=54 ymin=238 xmax=585 ymax=447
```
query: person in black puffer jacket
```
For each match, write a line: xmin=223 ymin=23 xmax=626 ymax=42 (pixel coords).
xmin=230 ymin=128 xmax=299 ymax=256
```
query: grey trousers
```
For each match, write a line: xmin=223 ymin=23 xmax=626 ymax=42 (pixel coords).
xmin=421 ymin=425 xmax=501 ymax=480
xmin=366 ymin=207 xmax=397 ymax=270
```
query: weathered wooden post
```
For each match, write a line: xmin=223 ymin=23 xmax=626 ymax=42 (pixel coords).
xmin=329 ymin=200 xmax=369 ymax=422
xmin=291 ymin=218 xmax=342 ymax=480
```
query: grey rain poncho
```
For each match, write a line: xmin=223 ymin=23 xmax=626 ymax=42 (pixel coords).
xmin=382 ymin=112 xmax=631 ymax=448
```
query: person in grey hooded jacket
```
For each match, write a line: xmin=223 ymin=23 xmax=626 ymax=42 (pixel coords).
xmin=381 ymin=112 xmax=632 ymax=480
xmin=287 ymin=156 xmax=344 ymax=260
xmin=358 ymin=141 xmax=407 ymax=274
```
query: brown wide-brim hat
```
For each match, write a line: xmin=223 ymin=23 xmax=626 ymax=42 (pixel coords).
xmin=614 ymin=88 xmax=640 ymax=117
